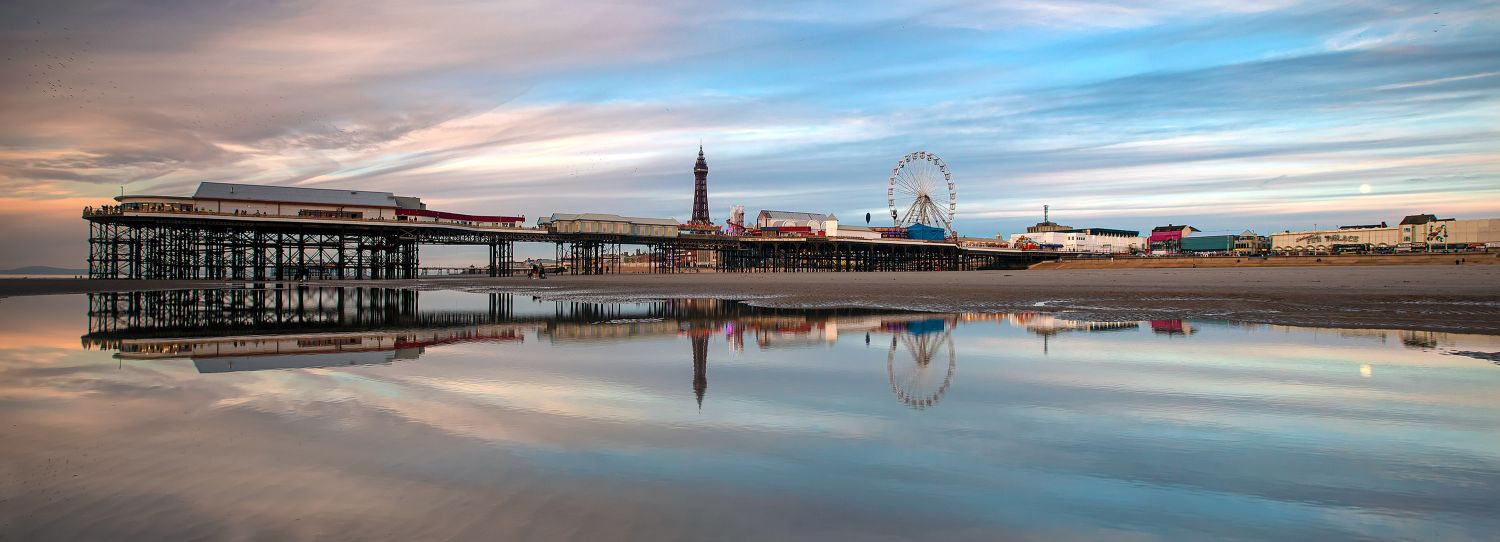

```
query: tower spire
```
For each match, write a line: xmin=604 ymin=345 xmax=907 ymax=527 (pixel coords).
xmin=691 ymin=144 xmax=711 ymax=225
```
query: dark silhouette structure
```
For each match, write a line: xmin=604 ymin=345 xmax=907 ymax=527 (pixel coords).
xmin=691 ymin=332 xmax=709 ymax=409
xmin=692 ymin=145 xmax=711 ymax=225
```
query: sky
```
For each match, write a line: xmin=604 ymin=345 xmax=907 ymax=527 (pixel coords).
xmin=1 ymin=0 xmax=1498 ymax=267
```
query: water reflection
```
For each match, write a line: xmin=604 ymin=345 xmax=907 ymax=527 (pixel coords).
xmin=81 ymin=287 xmax=1497 ymax=409
xmin=886 ymin=321 xmax=955 ymax=409
xmin=85 ymin=288 xmax=985 ymax=409
xmin=1 ymin=286 xmax=1490 ymax=540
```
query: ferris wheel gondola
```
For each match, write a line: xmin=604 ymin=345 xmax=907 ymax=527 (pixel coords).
xmin=887 ymin=151 xmax=956 ymax=234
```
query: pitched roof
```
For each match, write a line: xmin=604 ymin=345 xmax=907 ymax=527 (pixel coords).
xmin=1150 ymin=224 xmax=1200 ymax=233
xmin=549 ymin=213 xmax=679 ymax=226
xmin=1399 ymin=214 xmax=1438 ymax=225
xmin=758 ymin=210 xmax=831 ymax=221
xmin=193 ymin=182 xmax=423 ymax=209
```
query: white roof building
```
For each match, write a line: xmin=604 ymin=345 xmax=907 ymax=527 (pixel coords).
xmin=1010 ymin=230 xmax=1145 ymax=254
xmin=546 ymin=213 xmax=679 ymax=226
xmin=193 ymin=182 xmax=425 ymax=209
xmin=756 ymin=210 xmax=839 ymax=236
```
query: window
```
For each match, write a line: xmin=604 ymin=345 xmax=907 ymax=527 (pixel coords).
xmin=299 ymin=210 xmax=362 ymax=219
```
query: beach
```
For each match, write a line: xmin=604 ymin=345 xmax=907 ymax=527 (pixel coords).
xmin=5 ymin=265 xmax=1498 ymax=333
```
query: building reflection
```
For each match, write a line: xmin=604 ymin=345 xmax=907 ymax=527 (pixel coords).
xmin=995 ymin=313 xmax=1143 ymax=336
xmin=82 ymin=287 xmax=1245 ymax=410
xmin=83 ymin=286 xmax=523 ymax=372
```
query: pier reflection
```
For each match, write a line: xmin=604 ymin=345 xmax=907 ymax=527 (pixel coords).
xmin=15 ymin=288 xmax=1499 ymax=542
xmin=83 ymin=287 xmax=1217 ymax=409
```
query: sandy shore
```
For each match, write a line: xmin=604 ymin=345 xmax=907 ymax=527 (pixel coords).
xmin=4 ymin=265 xmax=1498 ymax=333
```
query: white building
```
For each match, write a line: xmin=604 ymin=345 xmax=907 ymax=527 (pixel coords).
xmin=543 ymin=213 xmax=680 ymax=237
xmin=1271 ymin=225 xmax=1399 ymax=254
xmin=114 ymin=181 xmax=426 ymax=219
xmin=104 ymin=181 xmax=527 ymax=227
xmin=756 ymin=210 xmax=838 ymax=237
xmin=1009 ymin=228 xmax=1144 ymax=253
xmin=837 ymin=225 xmax=883 ymax=240
xmin=1271 ymin=214 xmax=1500 ymax=253
xmin=1398 ymin=214 xmax=1500 ymax=249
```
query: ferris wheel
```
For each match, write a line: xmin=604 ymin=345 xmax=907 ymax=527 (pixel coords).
xmin=887 ymin=151 xmax=956 ymax=233
xmin=887 ymin=327 xmax=956 ymax=409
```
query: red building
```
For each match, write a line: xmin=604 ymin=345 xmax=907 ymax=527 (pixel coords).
xmin=1147 ymin=224 xmax=1199 ymax=253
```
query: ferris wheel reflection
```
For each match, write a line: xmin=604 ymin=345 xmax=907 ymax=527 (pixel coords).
xmin=886 ymin=319 xmax=957 ymax=410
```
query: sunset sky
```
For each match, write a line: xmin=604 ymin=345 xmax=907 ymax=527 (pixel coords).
xmin=2 ymin=0 xmax=1498 ymax=267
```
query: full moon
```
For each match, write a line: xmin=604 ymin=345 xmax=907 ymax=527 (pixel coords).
xmin=1359 ymin=183 xmax=1372 ymax=194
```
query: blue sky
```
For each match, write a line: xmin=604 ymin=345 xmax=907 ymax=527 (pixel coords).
xmin=1 ymin=0 xmax=1498 ymax=266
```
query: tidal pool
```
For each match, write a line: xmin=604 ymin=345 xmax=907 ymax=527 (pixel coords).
xmin=1 ymin=287 xmax=1498 ymax=541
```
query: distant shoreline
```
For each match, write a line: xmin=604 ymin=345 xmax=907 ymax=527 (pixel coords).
xmin=3 ymin=265 xmax=1498 ymax=335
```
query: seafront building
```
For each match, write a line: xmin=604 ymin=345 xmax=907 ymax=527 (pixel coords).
xmin=1270 ymin=214 xmax=1500 ymax=254
xmin=1147 ymin=225 xmax=1200 ymax=253
xmin=1008 ymin=228 xmax=1145 ymax=254
xmin=756 ymin=210 xmax=839 ymax=237
xmin=1180 ymin=231 xmax=1270 ymax=255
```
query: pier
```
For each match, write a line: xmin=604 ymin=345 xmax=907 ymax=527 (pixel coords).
xmin=83 ymin=203 xmax=1061 ymax=280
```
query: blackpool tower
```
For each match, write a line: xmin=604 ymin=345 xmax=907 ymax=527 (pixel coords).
xmin=691 ymin=145 xmax=711 ymax=224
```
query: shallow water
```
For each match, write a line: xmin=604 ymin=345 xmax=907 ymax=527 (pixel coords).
xmin=2 ymin=286 xmax=1498 ymax=541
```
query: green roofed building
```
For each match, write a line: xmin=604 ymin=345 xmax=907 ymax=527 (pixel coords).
xmin=1180 ymin=235 xmax=1235 ymax=253
xmin=1180 ymin=231 xmax=1270 ymax=255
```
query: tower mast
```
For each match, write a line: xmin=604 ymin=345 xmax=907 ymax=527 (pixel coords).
xmin=692 ymin=145 xmax=711 ymax=225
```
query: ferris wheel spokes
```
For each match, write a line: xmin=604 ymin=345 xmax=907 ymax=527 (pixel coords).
xmin=887 ymin=151 xmax=956 ymax=234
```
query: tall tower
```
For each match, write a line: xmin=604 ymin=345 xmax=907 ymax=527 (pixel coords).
xmin=692 ymin=145 xmax=711 ymax=224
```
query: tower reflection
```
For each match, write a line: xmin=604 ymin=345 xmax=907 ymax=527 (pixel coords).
xmin=82 ymin=287 xmax=1204 ymax=410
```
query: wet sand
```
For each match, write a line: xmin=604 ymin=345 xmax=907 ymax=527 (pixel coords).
xmin=4 ymin=265 xmax=1498 ymax=333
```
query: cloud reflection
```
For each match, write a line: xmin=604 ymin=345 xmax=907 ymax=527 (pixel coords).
xmin=2 ymin=288 xmax=1499 ymax=539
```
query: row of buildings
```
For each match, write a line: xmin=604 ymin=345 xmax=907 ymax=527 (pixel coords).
xmin=1000 ymin=208 xmax=1500 ymax=255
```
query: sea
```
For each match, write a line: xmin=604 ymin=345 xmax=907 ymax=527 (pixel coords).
xmin=1 ymin=286 xmax=1497 ymax=541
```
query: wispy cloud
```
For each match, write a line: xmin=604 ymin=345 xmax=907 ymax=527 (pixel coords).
xmin=1 ymin=0 xmax=1498 ymax=266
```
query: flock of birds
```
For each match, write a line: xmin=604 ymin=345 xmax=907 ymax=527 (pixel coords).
xmin=11 ymin=21 xmax=118 ymax=109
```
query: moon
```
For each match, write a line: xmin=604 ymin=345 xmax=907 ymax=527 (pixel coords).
xmin=1359 ymin=183 xmax=1372 ymax=194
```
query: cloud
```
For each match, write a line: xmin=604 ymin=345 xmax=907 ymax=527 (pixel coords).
xmin=1 ymin=0 xmax=1499 ymax=265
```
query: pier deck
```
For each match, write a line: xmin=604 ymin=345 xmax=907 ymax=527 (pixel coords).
xmin=83 ymin=207 xmax=1060 ymax=279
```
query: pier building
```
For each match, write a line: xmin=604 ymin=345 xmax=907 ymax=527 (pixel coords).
xmin=756 ymin=210 xmax=839 ymax=237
